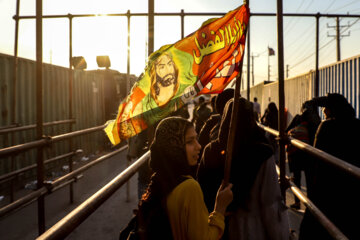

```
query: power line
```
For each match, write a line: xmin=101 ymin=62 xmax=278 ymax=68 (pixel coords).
xmin=327 ymin=17 xmax=351 ymax=61
xmin=285 ymin=23 xmax=315 ymax=50
xmin=289 ymin=37 xmax=335 ymax=69
xmin=324 ymin=0 xmax=337 ymax=13
xmin=283 ymin=0 xmax=306 ymax=35
xmin=303 ymin=0 xmax=315 ymax=12
xmin=290 ymin=15 xmax=360 ymax=70
xmin=328 ymin=0 xmax=360 ymax=13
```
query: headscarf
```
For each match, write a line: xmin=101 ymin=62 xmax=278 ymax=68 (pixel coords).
xmin=219 ymin=98 xmax=272 ymax=209
xmin=142 ymin=117 xmax=194 ymax=202
xmin=138 ymin=117 xmax=194 ymax=240
xmin=150 ymin=117 xmax=193 ymax=177
xmin=312 ymin=93 xmax=355 ymax=120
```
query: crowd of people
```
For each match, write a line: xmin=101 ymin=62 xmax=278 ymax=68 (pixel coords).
xmin=122 ymin=91 xmax=359 ymax=240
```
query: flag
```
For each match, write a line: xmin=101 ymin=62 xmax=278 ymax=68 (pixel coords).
xmin=105 ymin=4 xmax=250 ymax=145
xmin=268 ymin=47 xmax=275 ymax=56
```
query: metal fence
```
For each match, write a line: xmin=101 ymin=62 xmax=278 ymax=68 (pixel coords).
xmin=0 ymin=53 xmax=137 ymax=178
xmin=244 ymin=53 xmax=360 ymax=122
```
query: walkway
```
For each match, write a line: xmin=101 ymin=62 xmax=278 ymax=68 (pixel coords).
xmin=0 ymin=149 xmax=303 ymax=239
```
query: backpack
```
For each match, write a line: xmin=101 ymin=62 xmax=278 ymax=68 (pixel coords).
xmin=120 ymin=176 xmax=190 ymax=240
xmin=119 ymin=212 xmax=138 ymax=240
xmin=119 ymin=200 xmax=173 ymax=240
xmin=119 ymin=204 xmax=173 ymax=240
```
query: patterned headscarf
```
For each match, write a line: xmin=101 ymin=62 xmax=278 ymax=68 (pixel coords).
xmin=150 ymin=117 xmax=193 ymax=175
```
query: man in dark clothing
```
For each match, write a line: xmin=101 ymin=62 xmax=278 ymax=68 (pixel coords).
xmin=285 ymin=100 xmax=321 ymax=210
xmin=299 ymin=93 xmax=360 ymax=240
xmin=127 ymin=129 xmax=150 ymax=199
xmin=198 ymin=89 xmax=235 ymax=155
xmin=197 ymin=98 xmax=289 ymax=239
xmin=193 ymin=96 xmax=212 ymax=133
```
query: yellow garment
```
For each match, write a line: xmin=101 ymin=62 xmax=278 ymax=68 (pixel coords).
xmin=166 ymin=176 xmax=224 ymax=240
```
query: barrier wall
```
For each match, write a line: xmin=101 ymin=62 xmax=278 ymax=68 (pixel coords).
xmin=243 ymin=54 xmax=360 ymax=123
xmin=0 ymin=53 xmax=135 ymax=176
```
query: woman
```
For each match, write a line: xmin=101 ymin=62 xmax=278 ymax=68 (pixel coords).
xmin=198 ymin=98 xmax=289 ymax=240
xmin=261 ymin=102 xmax=279 ymax=163
xmin=139 ymin=116 xmax=233 ymax=240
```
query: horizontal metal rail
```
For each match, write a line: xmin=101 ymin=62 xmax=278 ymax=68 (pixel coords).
xmin=0 ymin=146 xmax=127 ymax=218
xmin=257 ymin=123 xmax=360 ymax=179
xmin=0 ymin=150 xmax=83 ymax=182
xmin=288 ymin=137 xmax=360 ymax=180
xmin=49 ymin=145 xmax=128 ymax=190
xmin=14 ymin=12 xmax=360 ymax=20
xmin=274 ymin=166 xmax=348 ymax=240
xmin=0 ymin=125 xmax=105 ymax=158
xmin=290 ymin=183 xmax=348 ymax=240
xmin=0 ymin=175 xmax=83 ymax=219
xmin=0 ymin=124 xmax=18 ymax=131
xmin=0 ymin=186 xmax=48 ymax=218
xmin=0 ymin=119 xmax=76 ymax=135
xmin=37 ymin=151 xmax=150 ymax=240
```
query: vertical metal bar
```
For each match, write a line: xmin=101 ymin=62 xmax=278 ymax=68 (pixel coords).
xmin=127 ymin=10 xmax=131 ymax=93
xmin=276 ymin=0 xmax=287 ymax=201
xmin=68 ymin=14 xmax=74 ymax=203
xmin=12 ymin=0 xmax=20 ymax=127
xmin=224 ymin=0 xmax=249 ymax=183
xmin=251 ymin=54 xmax=254 ymax=86
xmin=36 ymin=0 xmax=45 ymax=234
xmin=247 ymin=23 xmax=250 ymax=100
xmin=181 ymin=9 xmax=184 ymax=39
xmin=336 ymin=17 xmax=340 ymax=61
xmin=126 ymin=10 xmax=131 ymax=202
xmin=10 ymin=0 xmax=21 ymax=204
xmin=148 ymin=0 xmax=154 ymax=56
xmin=126 ymin=156 xmax=131 ymax=202
xmin=268 ymin=48 xmax=270 ymax=81
xmin=315 ymin=13 xmax=320 ymax=98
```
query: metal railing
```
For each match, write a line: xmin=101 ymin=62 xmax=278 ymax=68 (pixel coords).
xmin=0 ymin=125 xmax=105 ymax=158
xmin=0 ymin=122 xmax=114 ymax=233
xmin=260 ymin=123 xmax=356 ymax=240
xmin=0 ymin=119 xmax=76 ymax=135
xmin=0 ymin=149 xmax=82 ymax=205
xmin=36 ymin=151 xmax=150 ymax=240
xmin=0 ymin=150 xmax=83 ymax=183
xmin=258 ymin=123 xmax=360 ymax=179
xmin=33 ymin=123 xmax=360 ymax=240
xmin=0 ymin=145 xmax=128 ymax=218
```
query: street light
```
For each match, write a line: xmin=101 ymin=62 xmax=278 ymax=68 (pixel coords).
xmin=96 ymin=55 xmax=111 ymax=69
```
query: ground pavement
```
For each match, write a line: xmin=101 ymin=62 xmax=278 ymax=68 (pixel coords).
xmin=0 ymin=149 xmax=304 ymax=240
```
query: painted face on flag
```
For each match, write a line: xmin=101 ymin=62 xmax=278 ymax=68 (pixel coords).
xmin=155 ymin=54 xmax=176 ymax=87
xmin=105 ymin=4 xmax=250 ymax=146
xmin=150 ymin=52 xmax=179 ymax=107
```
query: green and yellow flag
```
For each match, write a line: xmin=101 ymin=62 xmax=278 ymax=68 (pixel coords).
xmin=105 ymin=4 xmax=250 ymax=145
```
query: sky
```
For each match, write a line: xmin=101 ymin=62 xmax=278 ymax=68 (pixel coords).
xmin=1 ymin=0 xmax=360 ymax=87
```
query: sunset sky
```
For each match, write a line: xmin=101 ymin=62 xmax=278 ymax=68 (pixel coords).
xmin=1 ymin=0 xmax=360 ymax=86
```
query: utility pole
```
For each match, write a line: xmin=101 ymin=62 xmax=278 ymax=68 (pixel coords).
xmin=268 ymin=46 xmax=275 ymax=81
xmin=251 ymin=53 xmax=259 ymax=86
xmin=327 ymin=17 xmax=350 ymax=61
xmin=268 ymin=53 xmax=270 ymax=81
xmin=286 ymin=64 xmax=289 ymax=78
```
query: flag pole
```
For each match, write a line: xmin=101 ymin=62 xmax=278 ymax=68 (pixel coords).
xmin=223 ymin=0 xmax=249 ymax=185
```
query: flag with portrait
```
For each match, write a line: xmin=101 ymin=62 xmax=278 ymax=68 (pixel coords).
xmin=105 ymin=4 xmax=250 ymax=145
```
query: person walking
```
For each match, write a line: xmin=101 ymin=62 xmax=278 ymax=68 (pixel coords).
xmin=193 ymin=96 xmax=212 ymax=133
xmin=127 ymin=129 xmax=151 ymax=199
xmin=299 ymin=93 xmax=360 ymax=240
xmin=261 ymin=102 xmax=279 ymax=163
xmin=137 ymin=117 xmax=233 ymax=240
xmin=198 ymin=88 xmax=234 ymax=158
xmin=252 ymin=97 xmax=261 ymax=121
xmin=285 ymin=100 xmax=320 ymax=210
xmin=197 ymin=98 xmax=289 ymax=240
